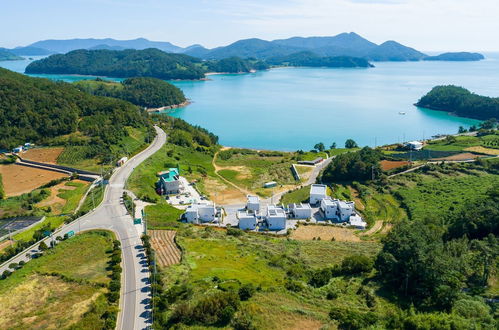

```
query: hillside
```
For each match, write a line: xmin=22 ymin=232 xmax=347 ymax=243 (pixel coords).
xmin=184 ymin=33 xmax=428 ymax=62
xmin=0 ymin=67 xmax=151 ymax=153
xmin=9 ymin=46 xmax=53 ymax=56
xmin=366 ymin=41 xmax=426 ymax=61
xmin=74 ymin=77 xmax=186 ymax=108
xmin=267 ymin=51 xmax=374 ymax=68
xmin=25 ymin=48 xmax=206 ymax=80
xmin=424 ymin=52 xmax=485 ymax=61
xmin=416 ymin=85 xmax=499 ymax=120
xmin=0 ymin=48 xmax=23 ymax=61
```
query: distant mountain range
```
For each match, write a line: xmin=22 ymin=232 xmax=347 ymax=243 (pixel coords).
xmin=0 ymin=48 xmax=23 ymax=61
xmin=3 ymin=33 xmax=485 ymax=62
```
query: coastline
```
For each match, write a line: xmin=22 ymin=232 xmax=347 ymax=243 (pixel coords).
xmin=146 ymin=100 xmax=191 ymax=113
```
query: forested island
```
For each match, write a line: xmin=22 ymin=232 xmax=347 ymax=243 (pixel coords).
xmin=424 ymin=52 xmax=485 ymax=61
xmin=0 ymin=67 xmax=151 ymax=154
xmin=268 ymin=51 xmax=373 ymax=68
xmin=416 ymin=85 xmax=499 ymax=120
xmin=74 ymin=77 xmax=186 ymax=108
xmin=25 ymin=49 xmax=269 ymax=80
xmin=0 ymin=48 xmax=23 ymax=61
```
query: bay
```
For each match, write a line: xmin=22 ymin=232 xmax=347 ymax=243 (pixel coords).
xmin=2 ymin=55 xmax=497 ymax=151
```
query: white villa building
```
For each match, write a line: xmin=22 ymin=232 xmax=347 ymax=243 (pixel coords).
xmin=338 ymin=200 xmax=355 ymax=222
xmin=184 ymin=202 xmax=217 ymax=224
xmin=157 ymin=168 xmax=182 ymax=195
xmin=246 ymin=195 xmax=260 ymax=213
xmin=288 ymin=203 xmax=313 ymax=219
xmin=310 ymin=184 xmax=328 ymax=204
xmin=266 ymin=205 xmax=287 ymax=230
xmin=320 ymin=198 xmax=339 ymax=220
xmin=405 ymin=141 xmax=424 ymax=151
xmin=237 ymin=210 xmax=258 ymax=230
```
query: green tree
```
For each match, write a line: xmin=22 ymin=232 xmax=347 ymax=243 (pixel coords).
xmin=458 ymin=126 xmax=467 ymax=133
xmin=314 ymin=142 xmax=325 ymax=152
xmin=0 ymin=174 xmax=4 ymax=199
xmin=345 ymin=139 xmax=358 ymax=149
xmin=330 ymin=142 xmax=337 ymax=149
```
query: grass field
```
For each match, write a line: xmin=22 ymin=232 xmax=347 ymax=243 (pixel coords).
xmin=78 ymin=184 xmax=105 ymax=214
xmin=144 ymin=202 xmax=184 ymax=229
xmin=394 ymin=170 xmax=499 ymax=221
xmin=0 ymin=231 xmax=114 ymax=329
xmin=424 ymin=132 xmax=499 ymax=152
xmin=158 ymin=226 xmax=383 ymax=329
xmin=215 ymin=151 xmax=297 ymax=192
xmin=280 ymin=186 xmax=310 ymax=204
xmin=58 ymin=181 xmax=90 ymax=214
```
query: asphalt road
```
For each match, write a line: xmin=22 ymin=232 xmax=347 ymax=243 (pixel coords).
xmin=0 ymin=125 xmax=167 ymax=330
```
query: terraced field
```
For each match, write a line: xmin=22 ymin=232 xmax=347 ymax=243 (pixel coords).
xmin=150 ymin=230 xmax=181 ymax=267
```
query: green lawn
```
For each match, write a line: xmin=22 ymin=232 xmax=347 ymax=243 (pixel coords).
xmin=424 ymin=132 xmax=499 ymax=152
xmin=280 ymin=186 xmax=310 ymax=204
xmin=144 ymin=202 xmax=184 ymax=229
xmin=0 ymin=231 xmax=114 ymax=329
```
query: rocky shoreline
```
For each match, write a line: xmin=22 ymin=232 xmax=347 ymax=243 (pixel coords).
xmin=147 ymin=100 xmax=191 ymax=112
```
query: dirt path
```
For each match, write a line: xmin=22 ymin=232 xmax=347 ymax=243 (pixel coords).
xmin=212 ymin=151 xmax=253 ymax=198
xmin=149 ymin=230 xmax=181 ymax=267
xmin=362 ymin=220 xmax=383 ymax=236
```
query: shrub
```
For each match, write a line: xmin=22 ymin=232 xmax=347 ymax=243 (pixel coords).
xmin=308 ymin=267 xmax=332 ymax=288
xmin=227 ymin=228 xmax=244 ymax=237
xmin=341 ymin=255 xmax=373 ymax=275
xmin=329 ymin=306 xmax=378 ymax=329
xmin=238 ymin=283 xmax=256 ymax=301
xmin=165 ymin=284 xmax=193 ymax=304
xmin=285 ymin=279 xmax=305 ymax=292
xmin=232 ymin=310 xmax=257 ymax=330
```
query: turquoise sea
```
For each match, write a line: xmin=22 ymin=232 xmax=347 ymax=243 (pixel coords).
xmin=2 ymin=55 xmax=498 ymax=151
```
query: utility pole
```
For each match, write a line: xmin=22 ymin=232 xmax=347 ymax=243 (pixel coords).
xmin=371 ymin=165 xmax=375 ymax=181
xmin=91 ymin=188 xmax=95 ymax=210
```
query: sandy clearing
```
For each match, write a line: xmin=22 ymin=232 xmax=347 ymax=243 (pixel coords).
xmin=35 ymin=180 xmax=81 ymax=213
xmin=0 ymin=239 xmax=14 ymax=252
xmin=433 ymin=152 xmax=480 ymax=161
xmin=203 ymin=177 xmax=246 ymax=204
xmin=21 ymin=147 xmax=65 ymax=164
xmin=291 ymin=225 xmax=361 ymax=242
xmin=0 ymin=164 xmax=68 ymax=197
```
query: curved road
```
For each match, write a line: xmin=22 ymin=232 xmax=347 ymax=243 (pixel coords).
xmin=0 ymin=126 xmax=167 ymax=330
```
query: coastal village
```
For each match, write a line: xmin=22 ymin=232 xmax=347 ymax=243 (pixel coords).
xmin=154 ymin=166 xmax=367 ymax=234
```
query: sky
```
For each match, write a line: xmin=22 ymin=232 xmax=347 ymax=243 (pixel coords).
xmin=1 ymin=0 xmax=498 ymax=51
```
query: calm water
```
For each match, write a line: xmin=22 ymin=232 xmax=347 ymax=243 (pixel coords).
xmin=3 ymin=55 xmax=498 ymax=151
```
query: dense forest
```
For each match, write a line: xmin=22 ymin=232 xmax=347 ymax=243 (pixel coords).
xmin=268 ymin=51 xmax=374 ymax=68
xmin=321 ymin=147 xmax=382 ymax=182
xmin=417 ymin=85 xmax=499 ymax=120
xmin=0 ymin=68 xmax=151 ymax=152
xmin=74 ymin=77 xmax=186 ymax=108
xmin=205 ymin=57 xmax=269 ymax=73
xmin=424 ymin=52 xmax=485 ymax=61
xmin=25 ymin=48 xmax=206 ymax=80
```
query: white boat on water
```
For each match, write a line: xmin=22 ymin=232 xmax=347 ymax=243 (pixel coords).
xmin=398 ymin=112 xmax=406 ymax=115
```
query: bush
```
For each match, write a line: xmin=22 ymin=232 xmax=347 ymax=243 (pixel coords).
xmin=329 ymin=306 xmax=378 ymax=329
xmin=341 ymin=255 xmax=374 ymax=275
xmin=238 ymin=283 xmax=256 ymax=301
xmin=308 ymin=267 xmax=332 ymax=288
xmin=232 ymin=310 xmax=257 ymax=330
xmin=107 ymin=291 xmax=120 ymax=303
xmin=285 ymin=279 xmax=305 ymax=292
xmin=165 ymin=284 xmax=193 ymax=304
xmin=227 ymin=228 xmax=244 ymax=237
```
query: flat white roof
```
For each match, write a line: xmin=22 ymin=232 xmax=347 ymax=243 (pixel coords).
xmin=349 ymin=214 xmax=366 ymax=227
xmin=267 ymin=205 xmax=286 ymax=216
xmin=238 ymin=210 xmax=257 ymax=218
xmin=292 ymin=203 xmax=311 ymax=210
xmin=338 ymin=201 xmax=354 ymax=208
xmin=310 ymin=184 xmax=327 ymax=195
xmin=247 ymin=195 xmax=260 ymax=203
xmin=187 ymin=202 xmax=215 ymax=211
xmin=322 ymin=198 xmax=337 ymax=206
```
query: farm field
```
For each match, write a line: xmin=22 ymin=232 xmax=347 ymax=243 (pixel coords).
xmin=149 ymin=230 xmax=181 ymax=267
xmin=21 ymin=147 xmax=64 ymax=164
xmin=0 ymin=164 xmax=67 ymax=197
xmin=0 ymin=231 xmax=115 ymax=329
xmin=432 ymin=152 xmax=480 ymax=161
xmin=290 ymin=224 xmax=361 ymax=242
xmin=465 ymin=146 xmax=499 ymax=155
xmin=380 ymin=160 xmax=409 ymax=171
